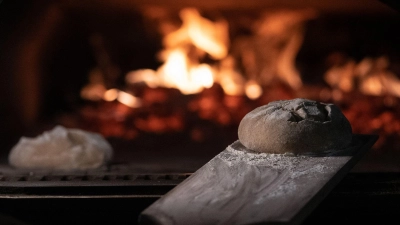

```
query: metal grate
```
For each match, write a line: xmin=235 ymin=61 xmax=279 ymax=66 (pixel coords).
xmin=0 ymin=173 xmax=191 ymax=183
xmin=0 ymin=165 xmax=191 ymax=198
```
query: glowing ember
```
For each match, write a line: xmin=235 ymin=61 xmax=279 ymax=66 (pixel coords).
xmin=245 ymin=80 xmax=263 ymax=99
xmin=103 ymin=88 xmax=119 ymax=101
xmin=325 ymin=55 xmax=400 ymax=98
xmin=80 ymin=68 xmax=108 ymax=101
xmin=324 ymin=60 xmax=355 ymax=92
xmin=116 ymin=91 xmax=142 ymax=108
xmin=101 ymin=88 xmax=142 ymax=108
xmin=80 ymin=84 xmax=106 ymax=101
xmin=126 ymin=69 xmax=159 ymax=88
xmin=190 ymin=64 xmax=214 ymax=88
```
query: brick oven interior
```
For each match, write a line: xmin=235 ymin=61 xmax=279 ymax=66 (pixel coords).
xmin=1 ymin=0 xmax=400 ymax=224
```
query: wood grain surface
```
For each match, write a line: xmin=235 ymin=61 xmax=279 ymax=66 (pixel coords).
xmin=140 ymin=134 xmax=378 ymax=225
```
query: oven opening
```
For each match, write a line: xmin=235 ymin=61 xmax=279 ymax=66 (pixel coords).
xmin=1 ymin=0 xmax=400 ymax=173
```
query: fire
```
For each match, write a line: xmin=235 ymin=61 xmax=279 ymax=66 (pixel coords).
xmin=324 ymin=55 xmax=400 ymax=98
xmin=80 ymin=68 xmax=107 ymax=101
xmin=126 ymin=8 xmax=229 ymax=95
xmin=190 ymin=64 xmax=214 ymax=89
xmin=245 ymin=80 xmax=263 ymax=100
xmin=81 ymin=7 xmax=319 ymax=129
xmin=175 ymin=8 xmax=229 ymax=60
xmin=231 ymin=9 xmax=316 ymax=91
xmin=80 ymin=83 xmax=106 ymax=101
xmin=125 ymin=69 xmax=159 ymax=88
xmin=102 ymin=89 xmax=142 ymax=108
xmin=81 ymin=84 xmax=141 ymax=108
xmin=158 ymin=48 xmax=215 ymax=94
xmin=125 ymin=8 xmax=314 ymax=99
xmin=73 ymin=7 xmax=400 ymax=158
xmin=103 ymin=89 xmax=119 ymax=101
xmin=116 ymin=91 xmax=142 ymax=108
xmin=217 ymin=57 xmax=246 ymax=96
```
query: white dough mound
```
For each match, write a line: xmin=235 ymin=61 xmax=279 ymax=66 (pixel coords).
xmin=8 ymin=126 xmax=113 ymax=170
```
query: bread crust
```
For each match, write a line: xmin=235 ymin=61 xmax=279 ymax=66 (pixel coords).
xmin=238 ymin=98 xmax=352 ymax=154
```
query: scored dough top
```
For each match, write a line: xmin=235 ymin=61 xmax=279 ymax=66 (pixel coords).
xmin=238 ymin=98 xmax=352 ymax=154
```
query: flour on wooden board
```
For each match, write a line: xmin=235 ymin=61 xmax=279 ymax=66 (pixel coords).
xmin=217 ymin=144 xmax=340 ymax=199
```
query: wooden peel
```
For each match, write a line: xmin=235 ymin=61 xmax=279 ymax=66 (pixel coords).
xmin=139 ymin=134 xmax=377 ymax=225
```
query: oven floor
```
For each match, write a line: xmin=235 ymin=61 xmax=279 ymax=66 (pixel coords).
xmin=2 ymin=133 xmax=400 ymax=224
xmin=0 ymin=173 xmax=399 ymax=225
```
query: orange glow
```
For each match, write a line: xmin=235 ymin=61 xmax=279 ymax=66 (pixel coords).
xmin=190 ymin=64 xmax=214 ymax=88
xmin=103 ymin=89 xmax=119 ymax=101
xmin=325 ymin=56 xmax=400 ymax=98
xmin=245 ymin=80 xmax=263 ymax=99
xmin=220 ymin=80 xmax=243 ymax=96
xmin=80 ymin=84 xmax=106 ymax=101
xmin=217 ymin=57 xmax=245 ymax=96
xmin=127 ymin=8 xmax=231 ymax=95
xmin=360 ymin=76 xmax=384 ymax=96
xmin=155 ymin=8 xmax=228 ymax=94
xmin=117 ymin=91 xmax=142 ymax=108
xmin=124 ymin=8 xmax=315 ymax=97
xmin=324 ymin=61 xmax=355 ymax=92
xmin=125 ymin=69 xmax=159 ymax=88
xmin=163 ymin=8 xmax=228 ymax=60
xmin=101 ymin=88 xmax=142 ymax=108
xmin=158 ymin=49 xmax=215 ymax=94
xmin=181 ymin=8 xmax=228 ymax=60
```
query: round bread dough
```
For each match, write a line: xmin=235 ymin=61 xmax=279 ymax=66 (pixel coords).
xmin=8 ymin=126 xmax=113 ymax=170
xmin=238 ymin=98 xmax=352 ymax=154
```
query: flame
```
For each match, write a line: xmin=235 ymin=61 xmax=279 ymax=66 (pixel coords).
xmin=190 ymin=64 xmax=214 ymax=88
xmin=124 ymin=8 xmax=316 ymax=97
xmin=245 ymin=80 xmax=263 ymax=99
xmin=103 ymin=89 xmax=142 ymax=108
xmin=324 ymin=55 xmax=400 ymax=98
xmin=164 ymin=8 xmax=229 ymax=60
xmin=80 ymin=84 xmax=106 ymax=101
xmin=324 ymin=60 xmax=356 ymax=92
xmin=126 ymin=53 xmax=215 ymax=95
xmin=217 ymin=57 xmax=245 ymax=96
xmin=126 ymin=8 xmax=232 ymax=95
xmin=103 ymin=88 xmax=119 ymax=101
xmin=182 ymin=8 xmax=228 ymax=60
xmin=80 ymin=68 xmax=107 ymax=101
xmin=126 ymin=69 xmax=159 ymax=88
xmin=235 ymin=9 xmax=316 ymax=90
xmin=158 ymin=49 xmax=215 ymax=94
xmin=117 ymin=91 xmax=142 ymax=108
